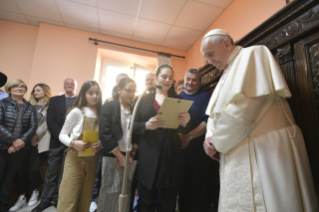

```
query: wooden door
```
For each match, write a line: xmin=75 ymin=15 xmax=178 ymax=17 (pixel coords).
xmin=293 ymin=31 xmax=319 ymax=194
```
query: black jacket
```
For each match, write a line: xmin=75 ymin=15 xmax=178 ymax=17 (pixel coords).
xmin=47 ymin=95 xmax=74 ymax=148
xmin=0 ymin=97 xmax=37 ymax=149
xmin=99 ymin=98 xmax=136 ymax=157
xmin=133 ymin=92 xmax=182 ymax=190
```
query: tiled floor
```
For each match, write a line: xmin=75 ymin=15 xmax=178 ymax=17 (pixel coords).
xmin=13 ymin=202 xmax=56 ymax=212
xmin=15 ymin=193 xmax=138 ymax=212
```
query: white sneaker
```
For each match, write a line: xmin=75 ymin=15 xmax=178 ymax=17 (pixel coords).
xmin=89 ymin=201 xmax=97 ymax=212
xmin=27 ymin=190 xmax=39 ymax=206
xmin=9 ymin=195 xmax=26 ymax=211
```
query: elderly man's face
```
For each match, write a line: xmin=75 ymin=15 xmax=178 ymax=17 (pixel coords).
xmin=145 ymin=73 xmax=155 ymax=87
xmin=201 ymin=39 xmax=229 ymax=71
xmin=184 ymin=73 xmax=200 ymax=93
xmin=116 ymin=74 xmax=129 ymax=84
xmin=64 ymin=78 xmax=76 ymax=94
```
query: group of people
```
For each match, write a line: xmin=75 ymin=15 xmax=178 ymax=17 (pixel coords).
xmin=0 ymin=64 xmax=215 ymax=212
xmin=0 ymin=28 xmax=318 ymax=212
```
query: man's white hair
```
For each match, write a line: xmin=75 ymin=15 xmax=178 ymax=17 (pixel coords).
xmin=64 ymin=77 xmax=78 ymax=88
xmin=116 ymin=73 xmax=129 ymax=84
xmin=207 ymin=35 xmax=235 ymax=46
xmin=145 ymin=72 xmax=155 ymax=77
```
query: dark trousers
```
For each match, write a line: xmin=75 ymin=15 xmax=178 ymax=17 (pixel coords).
xmin=14 ymin=147 xmax=47 ymax=195
xmin=40 ymin=145 xmax=66 ymax=204
xmin=16 ymin=148 xmax=32 ymax=195
xmin=28 ymin=147 xmax=48 ymax=190
xmin=0 ymin=149 xmax=27 ymax=212
xmin=178 ymin=139 xmax=219 ymax=212
xmin=130 ymin=172 xmax=138 ymax=211
xmin=91 ymin=153 xmax=102 ymax=201
xmin=140 ymin=183 xmax=176 ymax=212
xmin=133 ymin=181 xmax=162 ymax=211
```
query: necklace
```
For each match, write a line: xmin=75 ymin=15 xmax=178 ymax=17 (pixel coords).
xmin=211 ymin=60 xmax=235 ymax=109
xmin=211 ymin=47 xmax=242 ymax=110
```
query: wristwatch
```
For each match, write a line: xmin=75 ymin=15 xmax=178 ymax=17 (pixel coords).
xmin=188 ymin=133 xmax=193 ymax=140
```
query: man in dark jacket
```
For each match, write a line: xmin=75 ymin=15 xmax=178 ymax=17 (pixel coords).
xmin=0 ymin=72 xmax=8 ymax=100
xmin=32 ymin=78 xmax=77 ymax=212
xmin=178 ymin=69 xmax=219 ymax=212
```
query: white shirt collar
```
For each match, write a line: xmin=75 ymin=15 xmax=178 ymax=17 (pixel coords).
xmin=226 ymin=46 xmax=243 ymax=67
xmin=65 ymin=93 xmax=77 ymax=98
xmin=222 ymin=46 xmax=243 ymax=75
xmin=184 ymin=89 xmax=199 ymax=95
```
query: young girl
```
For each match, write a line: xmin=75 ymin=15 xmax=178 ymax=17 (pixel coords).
xmin=98 ymin=78 xmax=138 ymax=212
xmin=57 ymin=81 xmax=102 ymax=212
xmin=133 ymin=65 xmax=190 ymax=212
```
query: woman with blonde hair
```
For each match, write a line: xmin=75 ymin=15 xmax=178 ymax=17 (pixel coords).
xmin=28 ymin=84 xmax=52 ymax=207
xmin=0 ymin=79 xmax=37 ymax=211
xmin=9 ymin=83 xmax=52 ymax=211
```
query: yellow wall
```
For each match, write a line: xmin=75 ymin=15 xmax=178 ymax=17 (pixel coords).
xmin=1 ymin=0 xmax=288 ymax=94
xmin=0 ymin=20 xmax=187 ymax=96
xmin=0 ymin=20 xmax=38 ymax=87
xmin=187 ymin=0 xmax=286 ymax=70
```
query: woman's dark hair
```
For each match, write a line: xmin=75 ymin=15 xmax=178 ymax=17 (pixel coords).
xmin=112 ymin=78 xmax=136 ymax=100
xmin=155 ymin=65 xmax=179 ymax=98
xmin=68 ymin=81 xmax=102 ymax=116
xmin=168 ymin=80 xmax=179 ymax=98
xmin=156 ymin=65 xmax=174 ymax=77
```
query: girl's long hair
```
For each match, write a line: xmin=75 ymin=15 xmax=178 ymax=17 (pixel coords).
xmin=29 ymin=83 xmax=51 ymax=108
xmin=68 ymin=81 xmax=102 ymax=117
xmin=112 ymin=78 xmax=136 ymax=100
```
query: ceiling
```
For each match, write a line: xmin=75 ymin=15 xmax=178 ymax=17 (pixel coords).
xmin=0 ymin=0 xmax=233 ymax=51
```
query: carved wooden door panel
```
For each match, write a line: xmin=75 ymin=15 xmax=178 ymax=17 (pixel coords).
xmin=293 ymin=30 xmax=319 ymax=194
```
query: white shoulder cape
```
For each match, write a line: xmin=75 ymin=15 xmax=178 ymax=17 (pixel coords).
xmin=206 ymin=45 xmax=292 ymax=117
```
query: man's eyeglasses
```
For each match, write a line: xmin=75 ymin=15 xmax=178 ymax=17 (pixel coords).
xmin=12 ymin=85 xmax=26 ymax=90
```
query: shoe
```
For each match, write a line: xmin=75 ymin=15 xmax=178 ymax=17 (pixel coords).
xmin=31 ymin=201 xmax=52 ymax=212
xmin=9 ymin=195 xmax=26 ymax=211
xmin=90 ymin=201 xmax=97 ymax=212
xmin=53 ymin=199 xmax=58 ymax=208
xmin=28 ymin=191 xmax=40 ymax=207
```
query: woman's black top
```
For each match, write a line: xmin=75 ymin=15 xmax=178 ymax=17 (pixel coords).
xmin=0 ymin=96 xmax=37 ymax=149
xmin=133 ymin=92 xmax=183 ymax=190
xmin=99 ymin=98 xmax=137 ymax=157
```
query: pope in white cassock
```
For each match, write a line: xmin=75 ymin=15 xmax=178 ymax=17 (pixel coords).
xmin=201 ymin=29 xmax=318 ymax=212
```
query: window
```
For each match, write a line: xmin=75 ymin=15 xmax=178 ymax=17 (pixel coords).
xmin=102 ymin=66 xmax=130 ymax=100
xmin=134 ymin=64 xmax=153 ymax=95
xmin=98 ymin=53 xmax=156 ymax=101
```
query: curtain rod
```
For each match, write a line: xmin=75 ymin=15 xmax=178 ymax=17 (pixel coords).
xmin=89 ymin=38 xmax=186 ymax=59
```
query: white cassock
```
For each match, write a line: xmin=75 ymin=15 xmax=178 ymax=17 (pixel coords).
xmin=205 ymin=45 xmax=318 ymax=212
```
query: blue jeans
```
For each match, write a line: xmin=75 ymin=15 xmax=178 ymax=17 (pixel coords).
xmin=91 ymin=153 xmax=103 ymax=202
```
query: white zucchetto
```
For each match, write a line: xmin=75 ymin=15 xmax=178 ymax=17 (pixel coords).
xmin=202 ymin=29 xmax=230 ymax=40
